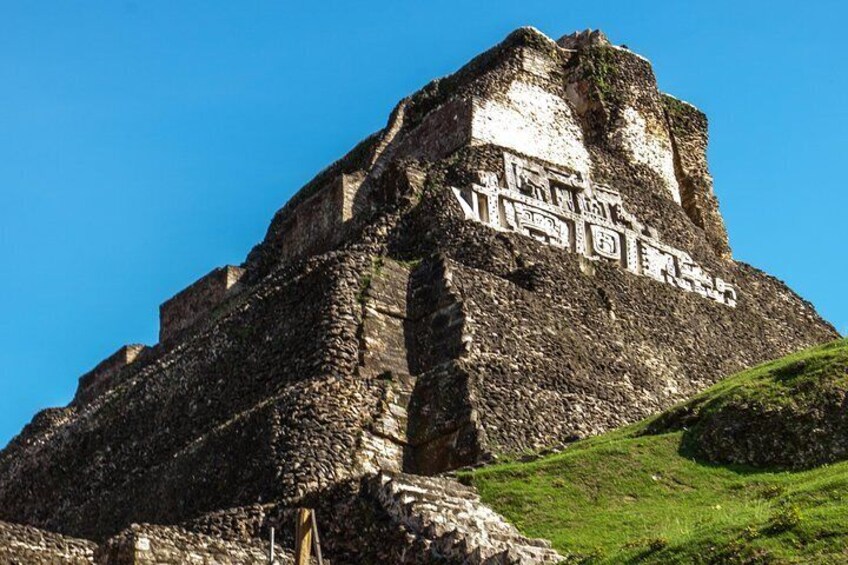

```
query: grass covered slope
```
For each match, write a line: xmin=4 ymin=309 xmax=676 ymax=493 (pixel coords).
xmin=462 ymin=338 xmax=848 ymax=564
xmin=647 ymin=337 xmax=848 ymax=469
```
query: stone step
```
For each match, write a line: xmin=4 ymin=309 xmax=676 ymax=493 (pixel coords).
xmin=370 ymin=472 xmax=562 ymax=564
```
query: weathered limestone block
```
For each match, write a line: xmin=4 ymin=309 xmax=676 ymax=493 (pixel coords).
xmin=94 ymin=524 xmax=293 ymax=564
xmin=662 ymin=93 xmax=731 ymax=258
xmin=558 ymin=30 xmax=682 ymax=204
xmin=256 ymin=173 xmax=367 ymax=272
xmin=383 ymin=97 xmax=476 ymax=168
xmin=610 ymin=103 xmax=681 ymax=203
xmin=74 ymin=344 xmax=148 ymax=405
xmin=368 ymin=472 xmax=563 ymax=564
xmin=403 ymin=257 xmax=488 ymax=475
xmin=405 ymin=362 xmax=487 ymax=475
xmin=355 ymin=258 xmax=415 ymax=474
xmin=0 ymin=520 xmax=95 ymax=564
xmin=471 ymin=79 xmax=592 ymax=179
xmin=159 ymin=265 xmax=245 ymax=341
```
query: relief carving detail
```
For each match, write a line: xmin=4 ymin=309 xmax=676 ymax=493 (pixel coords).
xmin=452 ymin=153 xmax=738 ymax=307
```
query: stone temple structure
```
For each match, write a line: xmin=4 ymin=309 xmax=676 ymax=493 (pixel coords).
xmin=0 ymin=28 xmax=838 ymax=563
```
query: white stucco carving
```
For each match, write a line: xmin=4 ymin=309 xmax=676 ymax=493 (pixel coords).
xmin=470 ymin=80 xmax=592 ymax=178
xmin=451 ymin=153 xmax=738 ymax=307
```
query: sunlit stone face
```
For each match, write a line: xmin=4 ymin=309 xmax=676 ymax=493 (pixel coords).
xmin=611 ymin=104 xmax=682 ymax=204
xmin=470 ymin=80 xmax=592 ymax=179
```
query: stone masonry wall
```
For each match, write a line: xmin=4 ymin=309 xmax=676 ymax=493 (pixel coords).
xmin=0 ymin=25 xmax=839 ymax=561
xmin=0 ymin=520 xmax=298 ymax=565
xmin=404 ymin=257 xmax=488 ymax=474
xmin=388 ymin=155 xmax=837 ymax=454
xmin=662 ymin=93 xmax=732 ymax=258
xmin=354 ymin=258 xmax=416 ymax=475
xmin=0 ymin=520 xmax=95 ymax=564
xmin=159 ymin=265 xmax=245 ymax=342
xmin=94 ymin=524 xmax=293 ymax=565
xmin=255 ymin=173 xmax=366 ymax=274
xmin=180 ymin=471 xmax=562 ymax=564
xmin=0 ymin=250 xmax=379 ymax=540
xmin=74 ymin=344 xmax=148 ymax=405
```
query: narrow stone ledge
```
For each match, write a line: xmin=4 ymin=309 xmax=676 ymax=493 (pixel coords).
xmin=73 ymin=344 xmax=148 ymax=406
xmin=159 ymin=265 xmax=245 ymax=342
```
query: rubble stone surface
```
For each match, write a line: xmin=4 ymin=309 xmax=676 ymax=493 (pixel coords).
xmin=0 ymin=520 xmax=95 ymax=564
xmin=368 ymin=472 xmax=563 ymax=563
xmin=0 ymin=26 xmax=838 ymax=563
xmin=0 ymin=520 xmax=296 ymax=564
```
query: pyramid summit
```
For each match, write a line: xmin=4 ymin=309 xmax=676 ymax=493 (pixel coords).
xmin=0 ymin=27 xmax=837 ymax=564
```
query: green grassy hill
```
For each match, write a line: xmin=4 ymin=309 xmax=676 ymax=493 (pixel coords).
xmin=461 ymin=338 xmax=848 ymax=564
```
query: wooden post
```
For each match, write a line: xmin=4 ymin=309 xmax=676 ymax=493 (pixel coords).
xmin=295 ymin=508 xmax=313 ymax=565
xmin=310 ymin=511 xmax=324 ymax=565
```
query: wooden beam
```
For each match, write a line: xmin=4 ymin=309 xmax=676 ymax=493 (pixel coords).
xmin=295 ymin=508 xmax=313 ymax=565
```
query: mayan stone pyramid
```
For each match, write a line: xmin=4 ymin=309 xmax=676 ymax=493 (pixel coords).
xmin=0 ymin=28 xmax=838 ymax=564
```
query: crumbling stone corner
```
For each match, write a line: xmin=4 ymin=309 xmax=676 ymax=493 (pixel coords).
xmin=662 ymin=93 xmax=731 ymax=258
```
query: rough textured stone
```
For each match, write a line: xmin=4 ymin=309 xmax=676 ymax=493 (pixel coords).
xmin=451 ymin=152 xmax=737 ymax=307
xmin=159 ymin=265 xmax=245 ymax=342
xmin=367 ymin=472 xmax=562 ymax=563
xmin=182 ymin=472 xmax=560 ymax=564
xmin=662 ymin=94 xmax=731 ymax=258
xmin=0 ymin=520 xmax=297 ymax=564
xmin=94 ymin=524 xmax=294 ymax=564
xmin=74 ymin=344 xmax=148 ymax=406
xmin=0 ymin=520 xmax=95 ymax=564
xmin=0 ymin=25 xmax=838 ymax=562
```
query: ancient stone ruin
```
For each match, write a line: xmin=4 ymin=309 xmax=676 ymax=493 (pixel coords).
xmin=453 ymin=152 xmax=738 ymax=307
xmin=0 ymin=27 xmax=838 ymax=563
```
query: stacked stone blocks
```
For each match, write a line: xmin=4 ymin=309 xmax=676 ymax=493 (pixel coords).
xmin=0 ymin=26 xmax=839 ymax=564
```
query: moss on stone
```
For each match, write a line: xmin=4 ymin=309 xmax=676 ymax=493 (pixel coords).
xmin=580 ymin=45 xmax=620 ymax=104
xmin=357 ymin=255 xmax=385 ymax=304
xmin=661 ymin=93 xmax=696 ymax=118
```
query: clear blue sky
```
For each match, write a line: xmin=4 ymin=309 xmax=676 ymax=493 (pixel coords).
xmin=1 ymin=1 xmax=845 ymax=447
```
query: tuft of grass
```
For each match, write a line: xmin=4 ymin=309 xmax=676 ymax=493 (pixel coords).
xmin=394 ymin=257 xmax=423 ymax=270
xmin=462 ymin=339 xmax=848 ymax=564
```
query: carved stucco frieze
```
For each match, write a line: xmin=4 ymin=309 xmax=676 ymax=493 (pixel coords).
xmin=452 ymin=153 xmax=738 ymax=307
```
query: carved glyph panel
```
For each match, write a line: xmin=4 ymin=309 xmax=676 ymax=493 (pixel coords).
xmin=451 ymin=153 xmax=738 ymax=307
